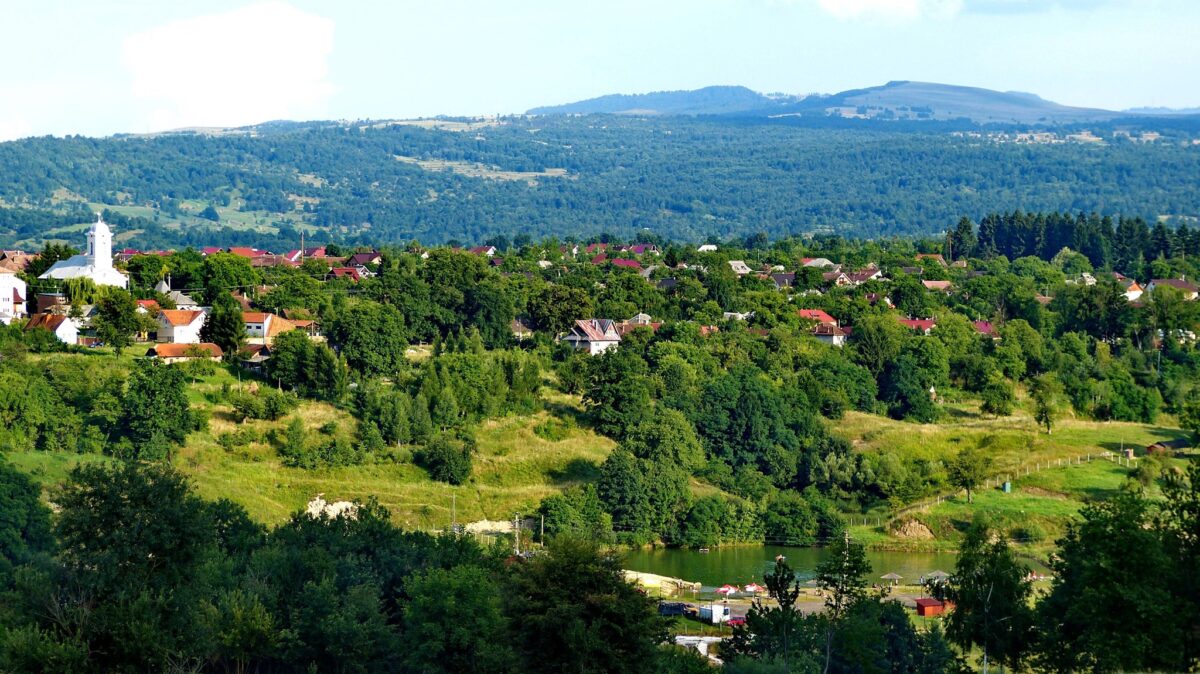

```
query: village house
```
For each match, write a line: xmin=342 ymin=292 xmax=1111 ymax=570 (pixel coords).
xmin=898 ymin=318 xmax=938 ymax=335
xmin=801 ymin=257 xmax=836 ymax=268
xmin=696 ymin=244 xmax=718 ymax=253
xmin=823 ymin=271 xmax=851 ymax=287
xmin=469 ymin=245 xmax=497 ymax=257
xmin=25 ymin=313 xmax=79 ymax=344
xmin=1148 ymin=278 xmax=1199 ymax=301
xmin=973 ymin=320 xmax=999 ymax=338
xmin=770 ymin=272 xmax=796 ymax=290
xmin=0 ymin=272 xmax=27 ymax=324
xmin=922 ymin=280 xmax=954 ymax=293
xmin=146 ymin=342 xmax=223 ymax=364
xmin=811 ymin=323 xmax=848 ymax=347
xmin=847 ymin=269 xmax=884 ymax=285
xmin=562 ymin=319 xmax=622 ymax=355
xmin=157 ymin=309 xmax=206 ymax=344
xmin=916 ymin=253 xmax=947 ymax=267
xmin=510 ymin=317 xmax=534 ymax=340
xmin=243 ymin=312 xmax=299 ymax=346
xmin=347 ymin=251 xmax=383 ymax=267
xmin=797 ymin=309 xmax=838 ymax=326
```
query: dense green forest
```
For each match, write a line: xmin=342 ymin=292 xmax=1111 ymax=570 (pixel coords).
xmin=1 ymin=116 xmax=1198 ymax=249
xmin=4 ymin=216 xmax=1200 ymax=670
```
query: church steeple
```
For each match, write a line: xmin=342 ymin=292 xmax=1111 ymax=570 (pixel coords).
xmin=86 ymin=213 xmax=114 ymax=271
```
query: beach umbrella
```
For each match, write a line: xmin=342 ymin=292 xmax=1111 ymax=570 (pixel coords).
xmin=880 ymin=573 xmax=903 ymax=586
xmin=716 ymin=584 xmax=739 ymax=595
xmin=743 ymin=583 xmax=766 ymax=593
xmin=924 ymin=570 xmax=951 ymax=584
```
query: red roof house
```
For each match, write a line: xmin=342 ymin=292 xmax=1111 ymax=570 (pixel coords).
xmin=797 ymin=309 xmax=837 ymax=326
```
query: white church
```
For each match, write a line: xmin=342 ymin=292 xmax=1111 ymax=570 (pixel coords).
xmin=39 ymin=214 xmax=129 ymax=289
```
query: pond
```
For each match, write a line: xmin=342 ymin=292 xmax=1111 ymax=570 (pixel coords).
xmin=623 ymin=545 xmax=963 ymax=590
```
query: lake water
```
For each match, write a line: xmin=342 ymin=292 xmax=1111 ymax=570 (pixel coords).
xmin=623 ymin=545 xmax=962 ymax=590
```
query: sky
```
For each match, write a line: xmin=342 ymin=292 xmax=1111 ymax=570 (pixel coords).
xmin=1 ymin=0 xmax=1197 ymax=140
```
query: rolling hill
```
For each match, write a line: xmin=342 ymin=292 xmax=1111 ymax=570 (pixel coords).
xmin=529 ymin=80 xmax=1127 ymax=124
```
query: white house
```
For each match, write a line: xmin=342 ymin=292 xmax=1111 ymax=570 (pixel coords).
xmin=157 ymin=309 xmax=206 ymax=344
xmin=811 ymin=324 xmax=847 ymax=347
xmin=0 ymin=272 xmax=27 ymax=324
xmin=243 ymin=312 xmax=298 ymax=345
xmin=39 ymin=214 xmax=129 ymax=288
xmin=25 ymin=313 xmax=79 ymax=344
xmin=801 ymin=257 xmax=836 ymax=269
xmin=1147 ymin=278 xmax=1200 ymax=301
xmin=697 ymin=244 xmax=718 ymax=253
xmin=562 ymin=319 xmax=622 ymax=355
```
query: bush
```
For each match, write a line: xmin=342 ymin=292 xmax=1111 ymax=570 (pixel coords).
xmin=416 ymin=434 xmax=475 ymax=485
xmin=533 ymin=417 xmax=576 ymax=442
xmin=229 ymin=389 xmax=298 ymax=422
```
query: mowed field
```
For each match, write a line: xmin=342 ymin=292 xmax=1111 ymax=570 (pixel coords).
xmin=838 ymin=398 xmax=1193 ymax=556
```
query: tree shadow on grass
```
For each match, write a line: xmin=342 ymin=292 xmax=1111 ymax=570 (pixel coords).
xmin=548 ymin=458 xmax=601 ymax=485
xmin=543 ymin=400 xmax=592 ymax=428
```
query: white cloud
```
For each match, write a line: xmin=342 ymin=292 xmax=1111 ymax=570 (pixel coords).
xmin=815 ymin=0 xmax=963 ymax=20
xmin=122 ymin=2 xmax=334 ymax=131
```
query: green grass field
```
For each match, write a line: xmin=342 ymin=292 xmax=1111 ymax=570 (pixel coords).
xmin=839 ymin=399 xmax=1192 ymax=556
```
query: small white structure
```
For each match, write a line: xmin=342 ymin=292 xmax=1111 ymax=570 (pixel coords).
xmin=0 ymin=272 xmax=27 ymax=324
xmin=697 ymin=244 xmax=718 ymax=253
xmin=39 ymin=214 xmax=129 ymax=289
xmin=563 ymin=319 xmax=622 ymax=355
xmin=157 ymin=309 xmax=206 ymax=344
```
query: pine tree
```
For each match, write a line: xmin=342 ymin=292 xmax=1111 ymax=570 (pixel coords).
xmin=201 ymin=292 xmax=244 ymax=358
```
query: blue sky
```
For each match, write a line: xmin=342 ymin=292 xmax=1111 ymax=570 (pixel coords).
xmin=1 ymin=0 xmax=1197 ymax=139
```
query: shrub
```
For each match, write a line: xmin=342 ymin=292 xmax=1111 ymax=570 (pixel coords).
xmin=533 ymin=417 xmax=576 ymax=442
xmin=416 ymin=434 xmax=475 ymax=485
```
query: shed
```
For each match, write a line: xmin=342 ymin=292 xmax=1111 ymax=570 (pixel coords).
xmin=914 ymin=598 xmax=946 ymax=617
xmin=1146 ymin=438 xmax=1190 ymax=455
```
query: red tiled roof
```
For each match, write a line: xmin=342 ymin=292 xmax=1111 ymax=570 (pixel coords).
xmin=914 ymin=598 xmax=943 ymax=609
xmin=159 ymin=309 xmax=205 ymax=326
xmin=922 ymin=280 xmax=953 ymax=291
xmin=243 ymin=312 xmax=270 ymax=323
xmin=571 ymin=319 xmax=619 ymax=342
xmin=149 ymin=343 xmax=223 ymax=359
xmin=811 ymin=324 xmax=847 ymax=337
xmin=898 ymin=318 xmax=937 ymax=332
xmin=328 ymin=267 xmax=361 ymax=281
xmin=25 ymin=313 xmax=69 ymax=332
xmin=137 ymin=299 xmax=161 ymax=310
xmin=591 ymin=253 xmax=607 ymax=265
xmin=611 ymin=258 xmax=642 ymax=271
xmin=973 ymin=320 xmax=997 ymax=336
xmin=797 ymin=309 xmax=837 ymax=326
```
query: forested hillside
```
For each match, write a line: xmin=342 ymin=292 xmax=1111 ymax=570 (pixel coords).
xmin=1 ymin=115 xmax=1198 ymax=249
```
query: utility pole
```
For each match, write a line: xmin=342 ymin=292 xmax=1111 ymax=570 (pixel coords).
xmin=513 ymin=513 xmax=520 ymax=556
xmin=451 ymin=493 xmax=456 ymax=535
xmin=540 ymin=514 xmax=545 ymax=544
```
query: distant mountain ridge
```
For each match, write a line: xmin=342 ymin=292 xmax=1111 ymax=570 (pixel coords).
xmin=526 ymin=85 xmax=788 ymax=116
xmin=528 ymin=80 xmax=1156 ymax=124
